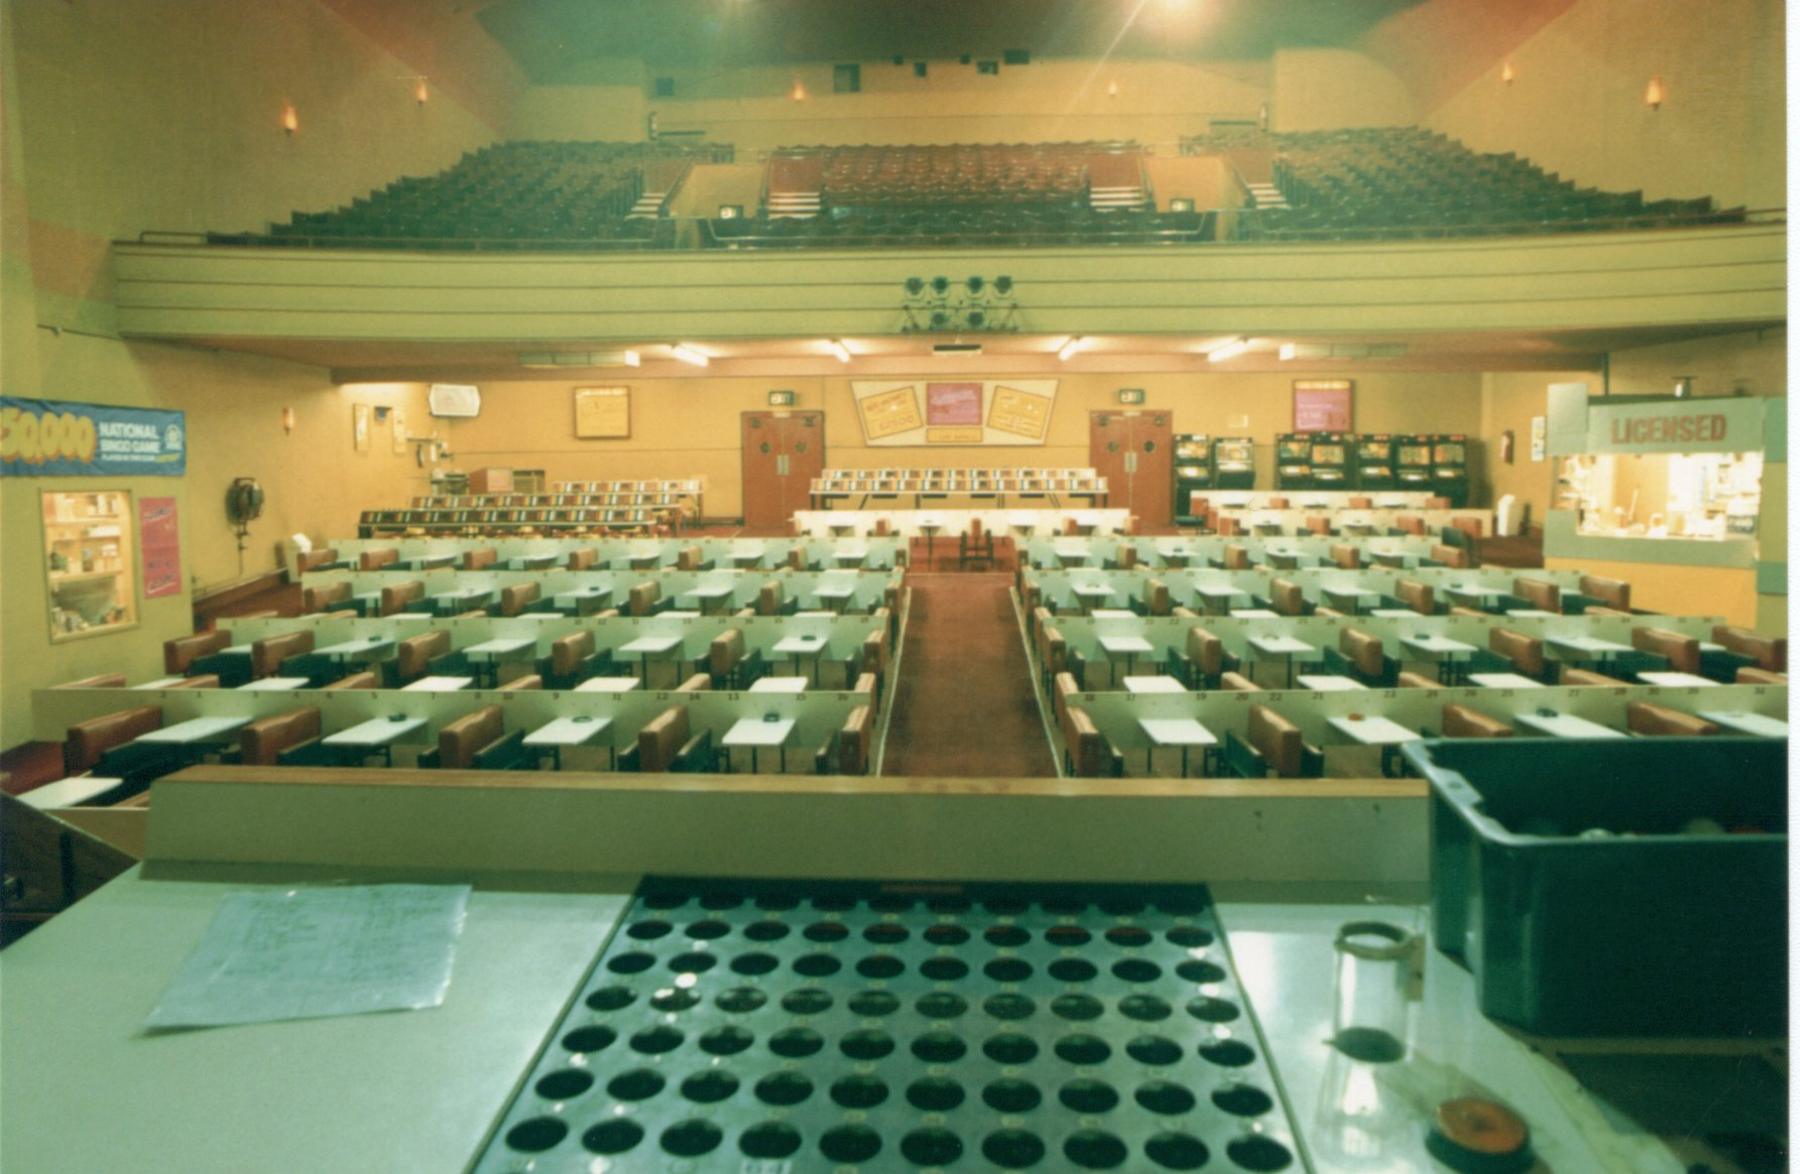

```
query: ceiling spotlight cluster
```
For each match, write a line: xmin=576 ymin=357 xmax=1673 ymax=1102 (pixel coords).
xmin=901 ymin=275 xmax=1018 ymax=334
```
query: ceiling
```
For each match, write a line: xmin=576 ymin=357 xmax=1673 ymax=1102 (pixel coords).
xmin=170 ymin=322 xmax=1780 ymax=384
xmin=474 ymin=0 xmax=1423 ymax=83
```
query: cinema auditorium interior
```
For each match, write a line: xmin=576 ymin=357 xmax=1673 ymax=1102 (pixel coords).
xmin=0 ymin=1 xmax=1788 ymax=1169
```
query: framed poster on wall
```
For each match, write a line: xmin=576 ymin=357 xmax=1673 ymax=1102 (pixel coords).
xmin=574 ymin=387 xmax=631 ymax=439
xmin=1293 ymin=380 xmax=1353 ymax=433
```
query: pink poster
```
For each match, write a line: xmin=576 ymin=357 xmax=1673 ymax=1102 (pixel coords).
xmin=140 ymin=496 xmax=181 ymax=598
xmin=926 ymin=382 xmax=983 ymax=426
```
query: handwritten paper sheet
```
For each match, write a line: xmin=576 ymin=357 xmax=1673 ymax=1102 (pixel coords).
xmin=145 ymin=885 xmax=471 ymax=1029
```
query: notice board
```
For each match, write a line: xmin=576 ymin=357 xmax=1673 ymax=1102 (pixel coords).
xmin=574 ymin=387 xmax=631 ymax=439
xmin=1292 ymin=380 xmax=1353 ymax=432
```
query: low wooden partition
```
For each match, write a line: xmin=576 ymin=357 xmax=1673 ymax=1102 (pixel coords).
xmin=299 ymin=535 xmax=907 ymax=577
xmin=1022 ymin=533 xmax=1443 ymax=570
xmin=1055 ymin=681 xmax=1785 ymax=779
xmin=1022 ymin=565 xmax=1598 ymax=614
xmin=1034 ymin=609 xmax=1728 ymax=678
xmin=1208 ymin=506 xmax=1493 ymax=535
xmin=792 ymin=508 xmax=1133 ymax=539
xmin=1202 ymin=491 xmax=1438 ymax=510
xmin=299 ymin=566 xmax=906 ymax=616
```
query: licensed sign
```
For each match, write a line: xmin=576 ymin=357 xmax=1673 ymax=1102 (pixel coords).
xmin=1585 ymin=397 xmax=1765 ymax=454
xmin=0 ymin=397 xmax=186 ymax=476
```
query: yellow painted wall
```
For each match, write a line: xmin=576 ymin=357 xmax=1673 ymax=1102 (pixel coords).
xmin=1544 ymin=558 xmax=1760 ymax=630
xmin=515 ymin=58 xmax=1271 ymax=152
xmin=9 ymin=0 xmax=510 ymax=334
xmin=1602 ymin=327 xmax=1786 ymax=400
xmin=443 ymin=370 xmax=1483 ymax=519
xmin=1478 ymin=369 xmax=1595 ymax=531
xmin=1423 ymin=0 xmax=1785 ymax=210
xmin=1270 ymin=48 xmax=1415 ymax=132
xmin=1142 ymin=156 xmax=1239 ymax=212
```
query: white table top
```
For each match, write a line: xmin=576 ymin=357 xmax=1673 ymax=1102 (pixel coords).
xmin=523 ymin=715 xmax=614 ymax=747
xmin=1090 ymin=609 xmax=1138 ymax=620
xmin=1231 ymin=608 xmax=1282 ymax=619
xmin=1123 ymin=675 xmax=1187 ymax=694
xmin=1327 ymin=714 xmax=1421 ymax=745
xmin=722 ymin=717 xmax=797 ymax=748
xmin=833 ymin=547 xmax=870 ymax=559
xmin=1504 ymin=608 xmax=1559 ymax=618
xmin=554 ymin=585 xmax=612 ymax=599
xmin=18 ymin=776 xmax=123 ymax=810
xmin=1098 ymin=635 xmax=1154 ymax=655
xmin=1515 ymin=711 xmax=1627 ymax=739
xmin=574 ymin=677 xmax=642 ymax=694
xmin=464 ymin=637 xmax=536 ymax=656
xmin=133 ymin=677 xmax=185 ymax=690
xmin=1638 ymin=672 xmax=1720 ymax=688
xmin=791 ymin=611 xmax=836 ymax=619
xmin=138 ymin=716 xmax=252 ymax=744
xmin=238 ymin=677 xmax=311 ymax=691
xmin=1195 ymin=585 xmax=1249 ymax=598
xmin=1369 ymin=608 xmax=1422 ymax=619
xmin=1400 ymin=634 xmax=1479 ymax=656
xmin=1548 ymin=635 xmax=1634 ymax=655
xmin=317 ymin=637 xmax=394 ymax=657
xmin=773 ymin=634 xmax=829 ymax=655
xmin=1697 ymin=711 xmax=1789 ymax=737
xmin=432 ymin=587 xmax=492 ymax=602
xmin=749 ymin=677 xmax=809 ymax=694
xmin=812 ymin=584 xmax=856 ymax=599
xmin=1297 ymin=675 xmax=1369 ymax=692
xmin=1447 ymin=584 xmax=1500 ymax=600
xmin=1138 ymin=718 xmax=1218 ymax=747
xmin=682 ymin=584 xmax=735 ymax=598
xmin=619 ymin=635 xmax=683 ymax=655
xmin=1072 ymin=584 xmax=1114 ymax=597
xmin=402 ymin=676 xmax=473 ymax=692
xmin=1249 ymin=635 xmax=1316 ymax=655
xmin=322 ymin=716 xmax=428 ymax=746
xmin=221 ymin=644 xmax=254 ymax=656
xmin=1469 ymin=672 xmax=1544 ymax=689
xmin=1323 ymin=586 xmax=1378 ymax=599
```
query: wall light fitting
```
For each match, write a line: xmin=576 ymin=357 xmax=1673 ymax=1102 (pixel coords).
xmin=827 ymin=340 xmax=853 ymax=363
xmin=670 ymin=344 xmax=711 ymax=368
xmin=1207 ymin=337 xmax=1251 ymax=362
xmin=1057 ymin=336 xmax=1086 ymax=362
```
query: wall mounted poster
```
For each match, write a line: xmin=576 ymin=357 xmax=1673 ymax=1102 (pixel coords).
xmin=852 ymin=379 xmax=1058 ymax=446
xmin=352 ymin=403 xmax=371 ymax=452
xmin=574 ymin=386 xmax=631 ymax=438
xmin=139 ymin=496 xmax=181 ymax=598
xmin=1292 ymin=380 xmax=1353 ymax=432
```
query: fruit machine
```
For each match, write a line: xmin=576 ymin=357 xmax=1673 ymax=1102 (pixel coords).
xmin=1431 ymin=434 xmax=1471 ymax=507
xmin=1213 ymin=436 xmax=1256 ymax=489
xmin=1354 ymin=434 xmax=1396 ymax=491
xmin=1308 ymin=432 xmax=1352 ymax=490
xmin=1395 ymin=435 xmax=1435 ymax=493
xmin=1274 ymin=433 xmax=1314 ymax=490
xmin=1172 ymin=433 xmax=1213 ymax=524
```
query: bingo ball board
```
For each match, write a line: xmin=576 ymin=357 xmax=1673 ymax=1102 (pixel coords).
xmin=475 ymin=878 xmax=1299 ymax=1171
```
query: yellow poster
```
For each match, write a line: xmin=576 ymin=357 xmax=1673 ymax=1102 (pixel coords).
xmin=574 ymin=386 xmax=631 ymax=438
xmin=988 ymin=385 xmax=1052 ymax=440
xmin=858 ymin=386 xmax=923 ymax=440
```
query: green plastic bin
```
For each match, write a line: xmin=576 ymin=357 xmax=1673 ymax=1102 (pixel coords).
xmin=1404 ymin=736 xmax=1786 ymax=1038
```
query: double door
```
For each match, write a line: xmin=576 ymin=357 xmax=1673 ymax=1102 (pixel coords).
xmin=741 ymin=411 xmax=825 ymax=529
xmin=1089 ymin=411 xmax=1173 ymax=528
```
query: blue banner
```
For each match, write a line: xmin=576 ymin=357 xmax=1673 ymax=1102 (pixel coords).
xmin=0 ymin=398 xmax=186 ymax=477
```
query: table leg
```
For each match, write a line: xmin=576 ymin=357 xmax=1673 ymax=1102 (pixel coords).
xmin=1181 ymin=746 xmax=1191 ymax=778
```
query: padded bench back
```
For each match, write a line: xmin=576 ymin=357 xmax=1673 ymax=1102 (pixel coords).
xmin=1714 ymin=625 xmax=1785 ymax=671
xmin=165 ymin=629 xmax=229 ymax=675
xmin=1512 ymin=576 xmax=1560 ymax=612
xmin=1396 ymin=578 xmax=1434 ymax=615
xmin=439 ymin=705 xmax=506 ymax=768
xmin=1247 ymin=704 xmax=1304 ymax=778
xmin=1632 ymin=626 xmax=1700 ymax=673
xmin=65 ymin=706 xmax=163 ymax=775
xmin=1329 ymin=543 xmax=1360 ymax=570
xmin=568 ymin=548 xmax=598 ymax=571
xmin=241 ymin=707 xmax=323 ymax=765
xmin=551 ymin=631 xmax=596 ymax=677
xmin=1489 ymin=628 xmax=1544 ymax=678
xmin=380 ymin=579 xmax=424 ymax=616
xmin=1340 ymin=628 xmax=1385 ymax=679
xmin=359 ymin=548 xmax=398 ymax=571
xmin=710 ymin=629 xmax=746 ymax=678
xmin=1442 ymin=704 xmax=1511 ymax=738
xmin=463 ymin=548 xmax=497 ymax=571
xmin=628 ymin=580 xmax=661 ymax=616
xmin=1270 ymin=579 xmax=1305 ymax=617
xmin=1579 ymin=574 xmax=1630 ymax=610
xmin=1186 ymin=628 xmax=1224 ymax=676
xmin=397 ymin=629 xmax=451 ymax=681
xmin=500 ymin=582 xmax=540 ymax=616
xmin=637 ymin=705 xmax=692 ymax=772
xmin=251 ymin=629 xmax=315 ymax=680
xmin=302 ymin=580 xmax=354 ymax=614
xmin=1626 ymin=701 xmax=1719 ymax=737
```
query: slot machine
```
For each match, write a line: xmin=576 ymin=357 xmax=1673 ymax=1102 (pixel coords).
xmin=1173 ymin=433 xmax=1213 ymax=523
xmin=1432 ymin=434 xmax=1471 ymax=507
xmin=1308 ymin=432 xmax=1351 ymax=490
xmin=1213 ymin=436 xmax=1256 ymax=489
xmin=1354 ymin=434 xmax=1396 ymax=491
xmin=1275 ymin=433 xmax=1313 ymax=490
xmin=1395 ymin=435 xmax=1435 ymax=492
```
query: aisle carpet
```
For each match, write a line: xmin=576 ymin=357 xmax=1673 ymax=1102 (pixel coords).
xmin=880 ymin=574 xmax=1056 ymax=778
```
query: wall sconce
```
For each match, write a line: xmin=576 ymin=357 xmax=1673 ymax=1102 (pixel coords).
xmin=1501 ymin=60 xmax=1516 ymax=85
xmin=1645 ymin=75 xmax=1665 ymax=110
xmin=1106 ymin=80 xmax=1119 ymax=98
xmin=281 ymin=406 xmax=296 ymax=434
xmin=415 ymin=79 xmax=430 ymax=105
xmin=790 ymin=79 xmax=807 ymax=101
xmin=281 ymin=103 xmax=299 ymax=135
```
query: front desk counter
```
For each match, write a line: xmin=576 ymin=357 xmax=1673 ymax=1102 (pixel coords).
xmin=0 ymin=770 xmax=1773 ymax=1173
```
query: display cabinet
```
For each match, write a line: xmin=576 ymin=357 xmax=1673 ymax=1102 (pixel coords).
xmin=40 ymin=490 xmax=136 ymax=641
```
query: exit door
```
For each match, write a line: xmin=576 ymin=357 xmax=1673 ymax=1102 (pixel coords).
xmin=741 ymin=411 xmax=825 ymax=530
xmin=1089 ymin=411 xmax=1174 ymax=528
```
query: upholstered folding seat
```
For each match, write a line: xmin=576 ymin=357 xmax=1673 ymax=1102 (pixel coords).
xmin=164 ymin=629 xmax=229 ymax=675
xmin=1625 ymin=702 xmax=1719 ymax=737
xmin=1631 ymin=627 xmax=1700 ymax=674
xmin=64 ymin=706 xmax=163 ymax=775
xmin=380 ymin=579 xmax=425 ymax=616
xmin=251 ymin=630 xmax=315 ymax=680
xmin=240 ymin=707 xmax=324 ymax=765
xmin=359 ymin=548 xmax=399 ymax=571
xmin=1441 ymin=704 xmax=1512 ymax=738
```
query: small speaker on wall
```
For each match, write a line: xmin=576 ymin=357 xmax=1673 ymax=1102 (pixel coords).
xmin=1003 ymin=49 xmax=1030 ymax=65
xmin=653 ymin=77 xmax=675 ymax=97
xmin=914 ymin=61 xmax=928 ymax=78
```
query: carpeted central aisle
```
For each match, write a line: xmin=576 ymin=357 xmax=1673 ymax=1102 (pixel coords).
xmin=882 ymin=573 xmax=1056 ymax=778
